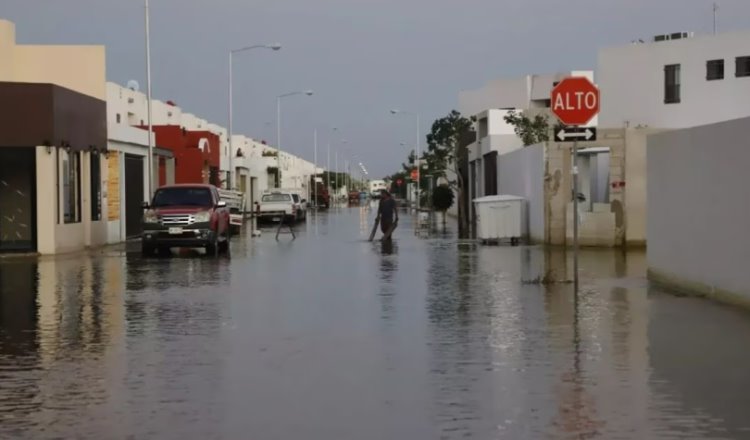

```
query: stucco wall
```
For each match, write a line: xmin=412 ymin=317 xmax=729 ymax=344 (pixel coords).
xmin=624 ymin=128 xmax=666 ymax=246
xmin=647 ymin=117 xmax=750 ymax=304
xmin=496 ymin=144 xmax=545 ymax=243
xmin=35 ymin=147 xmax=56 ymax=254
xmin=1 ymin=20 xmax=106 ymax=100
xmin=598 ymin=31 xmax=750 ymax=129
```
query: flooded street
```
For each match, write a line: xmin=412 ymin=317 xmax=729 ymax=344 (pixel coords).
xmin=1 ymin=206 xmax=750 ymax=439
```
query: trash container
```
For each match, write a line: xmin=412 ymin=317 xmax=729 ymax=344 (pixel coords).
xmin=473 ymin=195 xmax=524 ymax=245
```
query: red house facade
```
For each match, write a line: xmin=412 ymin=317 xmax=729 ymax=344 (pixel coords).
xmin=142 ymin=126 xmax=222 ymax=187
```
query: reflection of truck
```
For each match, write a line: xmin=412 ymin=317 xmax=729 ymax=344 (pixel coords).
xmin=369 ymin=180 xmax=387 ymax=198
xmin=141 ymin=184 xmax=231 ymax=256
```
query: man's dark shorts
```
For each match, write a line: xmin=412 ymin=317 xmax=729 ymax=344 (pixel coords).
xmin=381 ymin=219 xmax=393 ymax=234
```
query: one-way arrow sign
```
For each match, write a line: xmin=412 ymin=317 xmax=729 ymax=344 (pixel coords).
xmin=555 ymin=127 xmax=597 ymax=142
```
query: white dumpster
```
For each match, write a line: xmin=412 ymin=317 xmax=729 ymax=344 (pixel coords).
xmin=473 ymin=195 xmax=524 ymax=245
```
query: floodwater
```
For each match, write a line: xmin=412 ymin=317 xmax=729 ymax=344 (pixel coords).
xmin=1 ymin=205 xmax=750 ymax=439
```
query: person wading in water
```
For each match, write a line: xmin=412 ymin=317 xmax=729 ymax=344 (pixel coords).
xmin=376 ymin=190 xmax=399 ymax=240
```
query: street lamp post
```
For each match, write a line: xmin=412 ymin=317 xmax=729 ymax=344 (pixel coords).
xmin=276 ymin=90 xmax=314 ymax=188
xmin=228 ymin=43 xmax=281 ymax=189
xmin=391 ymin=109 xmax=421 ymax=211
xmin=327 ymin=127 xmax=336 ymax=205
xmin=144 ymin=0 xmax=154 ymax=198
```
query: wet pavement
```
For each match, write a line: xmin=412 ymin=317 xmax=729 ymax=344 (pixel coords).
xmin=1 ymin=205 xmax=750 ymax=439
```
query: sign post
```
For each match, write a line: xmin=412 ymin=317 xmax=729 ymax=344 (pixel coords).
xmin=551 ymin=77 xmax=600 ymax=287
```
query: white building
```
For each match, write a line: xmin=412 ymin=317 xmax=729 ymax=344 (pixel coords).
xmin=598 ymin=30 xmax=750 ymax=129
xmin=106 ymin=82 xmax=175 ymax=243
xmin=459 ymin=71 xmax=595 ymax=200
xmin=595 ymin=30 xmax=750 ymax=246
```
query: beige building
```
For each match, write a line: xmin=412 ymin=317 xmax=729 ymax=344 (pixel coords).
xmin=0 ymin=18 xmax=108 ymax=255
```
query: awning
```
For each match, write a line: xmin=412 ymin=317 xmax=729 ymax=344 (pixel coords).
xmin=0 ymin=82 xmax=107 ymax=152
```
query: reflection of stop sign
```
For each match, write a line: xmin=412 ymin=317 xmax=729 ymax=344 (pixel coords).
xmin=551 ymin=77 xmax=600 ymax=126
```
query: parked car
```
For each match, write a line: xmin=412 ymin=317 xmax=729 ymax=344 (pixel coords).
xmin=257 ymin=190 xmax=306 ymax=223
xmin=141 ymin=184 xmax=231 ymax=256
xmin=348 ymin=191 xmax=360 ymax=205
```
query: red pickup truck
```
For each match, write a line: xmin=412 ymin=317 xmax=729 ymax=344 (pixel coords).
xmin=141 ymin=184 xmax=231 ymax=256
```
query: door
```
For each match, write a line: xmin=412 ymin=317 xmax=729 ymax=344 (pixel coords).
xmin=0 ymin=148 xmax=36 ymax=252
xmin=124 ymin=154 xmax=145 ymax=238
xmin=250 ymin=177 xmax=257 ymax=210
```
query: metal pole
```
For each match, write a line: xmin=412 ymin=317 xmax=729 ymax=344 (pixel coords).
xmin=416 ymin=114 xmax=421 ymax=212
xmin=335 ymin=151 xmax=339 ymax=204
xmin=144 ymin=0 xmax=154 ymax=197
xmin=227 ymin=52 xmax=233 ymax=189
xmin=313 ymin=128 xmax=318 ymax=209
xmin=713 ymin=2 xmax=719 ymax=35
xmin=276 ymin=96 xmax=281 ymax=188
xmin=573 ymin=140 xmax=579 ymax=287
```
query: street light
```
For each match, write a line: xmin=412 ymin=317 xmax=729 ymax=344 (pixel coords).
xmin=144 ymin=0 xmax=154 ymax=197
xmin=276 ymin=90 xmax=314 ymax=188
xmin=390 ymin=109 xmax=421 ymax=211
xmin=228 ymin=43 xmax=281 ymax=189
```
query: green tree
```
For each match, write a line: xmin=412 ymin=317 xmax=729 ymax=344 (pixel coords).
xmin=432 ymin=185 xmax=454 ymax=226
xmin=423 ymin=110 xmax=475 ymax=236
xmin=503 ymin=110 xmax=550 ymax=146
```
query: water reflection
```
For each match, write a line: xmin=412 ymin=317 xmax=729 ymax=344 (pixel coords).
xmin=0 ymin=249 xmax=229 ymax=438
xmin=0 ymin=210 xmax=748 ymax=439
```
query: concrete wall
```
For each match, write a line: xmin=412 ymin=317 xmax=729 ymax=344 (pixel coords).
xmin=598 ymin=31 xmax=750 ymax=129
xmin=647 ymin=117 xmax=750 ymax=305
xmin=623 ymin=128 xmax=666 ymax=246
xmin=35 ymin=148 xmax=57 ymax=255
xmin=0 ymin=20 xmax=106 ymax=100
xmin=496 ymin=144 xmax=545 ymax=243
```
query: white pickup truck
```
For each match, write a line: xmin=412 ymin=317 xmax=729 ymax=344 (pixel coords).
xmin=257 ymin=190 xmax=307 ymax=223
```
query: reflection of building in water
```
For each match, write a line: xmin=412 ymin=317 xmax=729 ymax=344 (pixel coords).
xmin=425 ymin=243 xmax=503 ymax=437
xmin=36 ymin=254 xmax=125 ymax=363
xmin=543 ymin=249 xmax=651 ymax=438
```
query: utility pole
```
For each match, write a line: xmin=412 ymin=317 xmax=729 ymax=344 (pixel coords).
xmin=313 ymin=129 xmax=318 ymax=209
xmin=713 ymin=2 xmax=719 ymax=35
xmin=573 ymin=140 xmax=579 ymax=288
xmin=144 ymin=0 xmax=154 ymax=198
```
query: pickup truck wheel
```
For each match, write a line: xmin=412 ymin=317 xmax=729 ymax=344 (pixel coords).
xmin=205 ymin=238 xmax=218 ymax=257
xmin=141 ymin=243 xmax=155 ymax=257
xmin=218 ymin=231 xmax=230 ymax=255
xmin=218 ymin=239 xmax=230 ymax=255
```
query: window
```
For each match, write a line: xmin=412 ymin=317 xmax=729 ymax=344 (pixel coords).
xmin=664 ymin=64 xmax=681 ymax=104
xmin=152 ymin=187 xmax=213 ymax=207
xmin=735 ymin=56 xmax=750 ymax=77
xmin=706 ymin=59 xmax=724 ymax=80
xmin=262 ymin=193 xmax=291 ymax=202
xmin=116 ymin=113 xmax=122 ymax=124
xmin=61 ymin=150 xmax=81 ymax=223
xmin=90 ymin=153 xmax=102 ymax=221
xmin=483 ymin=152 xmax=498 ymax=196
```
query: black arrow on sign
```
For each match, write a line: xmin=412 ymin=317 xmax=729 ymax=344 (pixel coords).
xmin=555 ymin=127 xmax=597 ymax=142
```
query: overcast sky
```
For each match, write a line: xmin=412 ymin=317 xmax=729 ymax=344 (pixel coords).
xmin=4 ymin=0 xmax=750 ymax=176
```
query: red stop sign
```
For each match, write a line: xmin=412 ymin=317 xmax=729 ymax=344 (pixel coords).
xmin=551 ymin=77 xmax=600 ymax=126
xmin=396 ymin=179 xmax=403 ymax=186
